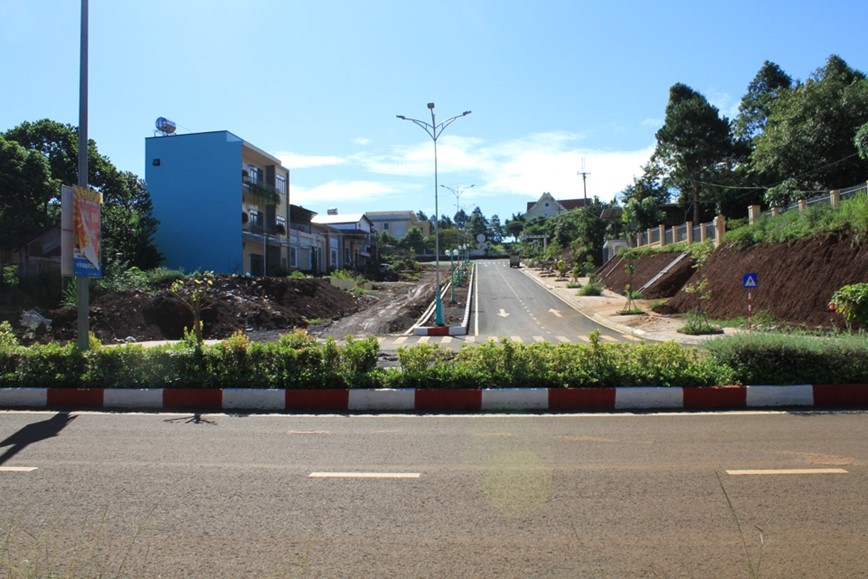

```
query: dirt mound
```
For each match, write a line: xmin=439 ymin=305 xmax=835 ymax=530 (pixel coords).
xmin=42 ymin=276 xmax=365 ymax=344
xmin=598 ymin=252 xmax=695 ymax=299
xmin=601 ymin=234 xmax=867 ymax=330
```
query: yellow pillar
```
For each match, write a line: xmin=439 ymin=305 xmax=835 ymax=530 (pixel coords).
xmin=748 ymin=205 xmax=761 ymax=225
xmin=713 ymin=215 xmax=726 ymax=248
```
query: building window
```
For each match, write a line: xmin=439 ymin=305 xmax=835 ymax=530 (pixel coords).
xmin=289 ymin=247 xmax=297 ymax=268
xmin=275 ymin=173 xmax=287 ymax=195
xmin=383 ymin=222 xmax=389 ymax=230
xmin=247 ymin=165 xmax=262 ymax=184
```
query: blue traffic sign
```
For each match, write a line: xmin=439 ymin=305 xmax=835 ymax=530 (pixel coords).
xmin=742 ymin=273 xmax=758 ymax=288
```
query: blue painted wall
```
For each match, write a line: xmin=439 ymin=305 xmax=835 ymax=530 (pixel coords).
xmin=145 ymin=131 xmax=244 ymax=274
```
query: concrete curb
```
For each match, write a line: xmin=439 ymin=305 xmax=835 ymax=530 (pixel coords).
xmin=1 ymin=384 xmax=866 ymax=413
xmin=414 ymin=263 xmax=475 ymax=336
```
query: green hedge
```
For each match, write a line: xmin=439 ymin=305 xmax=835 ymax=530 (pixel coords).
xmin=703 ymin=332 xmax=868 ymax=385
xmin=1 ymin=323 xmax=866 ymax=389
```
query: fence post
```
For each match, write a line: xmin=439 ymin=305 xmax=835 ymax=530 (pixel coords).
xmin=748 ymin=205 xmax=761 ymax=225
xmin=771 ymin=207 xmax=780 ymax=217
xmin=658 ymin=224 xmax=666 ymax=247
xmin=830 ymin=190 xmax=840 ymax=208
xmin=798 ymin=199 xmax=807 ymax=212
xmin=685 ymin=221 xmax=693 ymax=244
xmin=713 ymin=215 xmax=725 ymax=248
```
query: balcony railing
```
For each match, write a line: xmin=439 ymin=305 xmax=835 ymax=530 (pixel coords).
xmin=242 ymin=176 xmax=281 ymax=204
xmin=243 ymin=221 xmax=287 ymax=236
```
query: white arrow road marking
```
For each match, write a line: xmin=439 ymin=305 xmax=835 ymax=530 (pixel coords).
xmin=548 ymin=309 xmax=563 ymax=317
xmin=497 ymin=309 xmax=510 ymax=317
xmin=0 ymin=467 xmax=38 ymax=472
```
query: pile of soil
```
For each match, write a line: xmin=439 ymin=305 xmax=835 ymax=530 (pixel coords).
xmin=41 ymin=276 xmax=365 ymax=344
xmin=599 ymin=233 xmax=867 ymax=331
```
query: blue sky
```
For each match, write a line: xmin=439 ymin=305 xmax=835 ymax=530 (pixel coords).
xmin=2 ymin=0 xmax=867 ymax=223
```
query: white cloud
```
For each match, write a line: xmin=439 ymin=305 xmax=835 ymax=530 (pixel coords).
xmin=291 ymin=179 xmax=409 ymax=207
xmin=286 ymin=131 xmax=656 ymax=216
xmin=276 ymin=152 xmax=346 ymax=169
xmin=352 ymin=137 xmax=372 ymax=145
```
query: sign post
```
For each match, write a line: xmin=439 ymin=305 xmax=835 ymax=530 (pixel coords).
xmin=742 ymin=273 xmax=758 ymax=330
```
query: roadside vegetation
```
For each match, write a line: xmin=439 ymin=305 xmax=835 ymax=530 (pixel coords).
xmin=1 ymin=323 xmax=866 ymax=389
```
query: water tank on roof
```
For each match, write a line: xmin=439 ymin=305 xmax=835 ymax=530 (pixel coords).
xmin=155 ymin=117 xmax=176 ymax=135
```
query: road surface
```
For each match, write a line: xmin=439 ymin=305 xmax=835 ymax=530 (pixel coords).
xmin=2 ymin=410 xmax=866 ymax=577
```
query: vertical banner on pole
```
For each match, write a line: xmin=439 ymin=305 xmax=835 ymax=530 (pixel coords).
xmin=73 ymin=185 xmax=102 ymax=278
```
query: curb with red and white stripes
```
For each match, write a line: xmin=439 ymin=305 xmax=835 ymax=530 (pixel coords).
xmin=1 ymin=384 xmax=866 ymax=413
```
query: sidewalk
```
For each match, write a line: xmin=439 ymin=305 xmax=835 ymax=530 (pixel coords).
xmin=518 ymin=264 xmax=737 ymax=345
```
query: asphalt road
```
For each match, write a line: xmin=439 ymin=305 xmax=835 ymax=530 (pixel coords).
xmin=474 ymin=259 xmax=627 ymax=342
xmin=2 ymin=410 xmax=867 ymax=577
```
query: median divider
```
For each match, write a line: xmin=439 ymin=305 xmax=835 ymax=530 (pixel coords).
xmin=1 ymin=384 xmax=866 ymax=413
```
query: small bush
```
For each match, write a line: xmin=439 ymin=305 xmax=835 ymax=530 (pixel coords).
xmin=577 ymin=279 xmax=603 ymax=296
xmin=829 ymin=283 xmax=868 ymax=329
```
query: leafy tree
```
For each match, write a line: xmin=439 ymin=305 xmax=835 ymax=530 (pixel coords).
xmin=619 ymin=161 xmax=670 ymax=233
xmin=398 ymin=226 xmax=429 ymax=255
xmin=548 ymin=200 xmax=609 ymax=265
xmin=101 ymin=172 xmax=162 ymax=270
xmin=735 ymin=60 xmax=794 ymax=141
xmin=467 ymin=207 xmax=488 ymax=241
xmin=487 ymin=214 xmax=503 ymax=244
xmin=504 ymin=213 xmax=525 ymax=241
xmin=751 ymin=55 xmax=868 ymax=194
xmin=854 ymin=121 xmax=868 ymax=159
xmin=453 ymin=208 xmax=468 ymax=230
xmin=0 ymin=136 xmax=57 ymax=245
xmin=2 ymin=119 xmax=161 ymax=270
xmin=653 ymin=83 xmax=737 ymax=224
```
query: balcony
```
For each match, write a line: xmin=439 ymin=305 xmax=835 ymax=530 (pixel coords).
xmin=242 ymin=175 xmax=281 ymax=204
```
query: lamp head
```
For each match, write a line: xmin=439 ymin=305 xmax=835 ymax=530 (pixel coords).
xmin=427 ymin=102 xmax=435 ymax=110
xmin=462 ymin=111 xmax=471 ymax=116
xmin=396 ymin=115 xmax=406 ymax=120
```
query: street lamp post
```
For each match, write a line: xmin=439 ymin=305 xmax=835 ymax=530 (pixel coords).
xmin=397 ymin=103 xmax=471 ymax=326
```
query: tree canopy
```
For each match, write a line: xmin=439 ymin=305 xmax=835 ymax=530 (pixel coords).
xmin=1 ymin=119 xmax=161 ymax=270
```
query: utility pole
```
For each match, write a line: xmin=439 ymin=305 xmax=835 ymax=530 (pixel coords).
xmin=577 ymin=157 xmax=590 ymax=203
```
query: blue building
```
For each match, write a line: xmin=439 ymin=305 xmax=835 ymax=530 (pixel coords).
xmin=145 ymin=130 xmax=294 ymax=275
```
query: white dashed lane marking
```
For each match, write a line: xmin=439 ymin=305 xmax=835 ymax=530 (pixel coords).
xmin=726 ymin=468 xmax=848 ymax=475
xmin=309 ymin=472 xmax=421 ymax=479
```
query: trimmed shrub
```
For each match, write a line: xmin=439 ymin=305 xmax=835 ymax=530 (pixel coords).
xmin=703 ymin=333 xmax=868 ymax=385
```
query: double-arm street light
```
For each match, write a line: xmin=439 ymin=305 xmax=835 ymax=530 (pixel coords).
xmin=440 ymin=183 xmax=474 ymax=248
xmin=397 ymin=103 xmax=471 ymax=326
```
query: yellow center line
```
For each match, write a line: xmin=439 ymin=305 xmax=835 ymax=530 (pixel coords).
xmin=726 ymin=468 xmax=848 ymax=475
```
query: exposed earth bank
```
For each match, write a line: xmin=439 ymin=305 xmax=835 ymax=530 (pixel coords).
xmin=598 ymin=233 xmax=867 ymax=331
